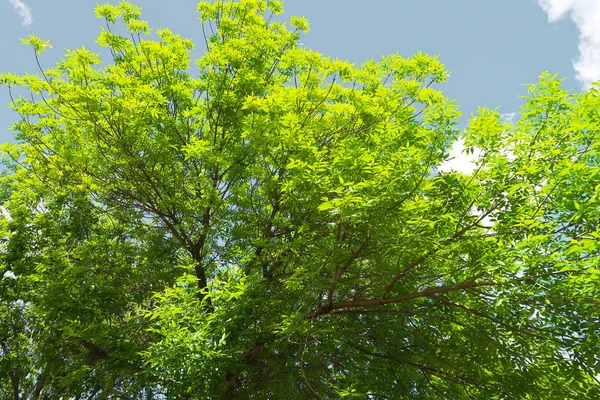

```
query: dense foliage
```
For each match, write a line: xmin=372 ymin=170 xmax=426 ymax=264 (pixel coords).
xmin=1 ymin=1 xmax=600 ymax=398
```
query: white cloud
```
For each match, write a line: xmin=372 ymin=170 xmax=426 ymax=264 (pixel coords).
xmin=536 ymin=0 xmax=600 ymax=88
xmin=500 ymin=112 xmax=517 ymax=122
xmin=438 ymin=138 xmax=482 ymax=175
xmin=8 ymin=0 xmax=33 ymax=28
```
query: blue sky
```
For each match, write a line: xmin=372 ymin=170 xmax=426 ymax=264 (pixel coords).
xmin=0 ymin=0 xmax=597 ymax=144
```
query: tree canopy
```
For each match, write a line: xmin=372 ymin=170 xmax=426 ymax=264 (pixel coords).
xmin=1 ymin=1 xmax=599 ymax=398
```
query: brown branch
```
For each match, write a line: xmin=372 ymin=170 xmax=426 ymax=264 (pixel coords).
xmin=383 ymin=200 xmax=498 ymax=298
xmin=326 ymin=237 xmax=370 ymax=308
xmin=191 ymin=206 xmax=212 ymax=291
xmin=308 ymin=278 xmax=496 ymax=319
xmin=1 ymin=342 xmax=20 ymax=400
xmin=383 ymin=254 xmax=427 ymax=297
xmin=260 ymin=192 xmax=282 ymax=280
xmin=30 ymin=372 xmax=46 ymax=400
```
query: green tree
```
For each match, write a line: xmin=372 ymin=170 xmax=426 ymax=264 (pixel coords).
xmin=1 ymin=1 xmax=599 ymax=398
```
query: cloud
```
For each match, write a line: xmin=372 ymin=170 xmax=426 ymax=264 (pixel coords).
xmin=437 ymin=138 xmax=482 ymax=175
xmin=536 ymin=0 xmax=600 ymax=88
xmin=500 ymin=112 xmax=517 ymax=122
xmin=8 ymin=0 xmax=33 ymax=28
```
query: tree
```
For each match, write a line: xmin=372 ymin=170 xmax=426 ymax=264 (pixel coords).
xmin=0 ymin=0 xmax=599 ymax=398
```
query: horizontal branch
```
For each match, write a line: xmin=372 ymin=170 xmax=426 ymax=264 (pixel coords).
xmin=307 ymin=278 xmax=496 ymax=319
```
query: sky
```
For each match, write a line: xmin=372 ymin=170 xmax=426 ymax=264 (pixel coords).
xmin=0 ymin=0 xmax=597 ymax=151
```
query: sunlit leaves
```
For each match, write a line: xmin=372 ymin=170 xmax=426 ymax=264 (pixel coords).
xmin=20 ymin=34 xmax=52 ymax=53
xmin=1 ymin=0 xmax=599 ymax=399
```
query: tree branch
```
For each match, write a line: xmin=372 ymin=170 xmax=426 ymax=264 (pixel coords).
xmin=308 ymin=278 xmax=495 ymax=319
xmin=1 ymin=342 xmax=20 ymax=400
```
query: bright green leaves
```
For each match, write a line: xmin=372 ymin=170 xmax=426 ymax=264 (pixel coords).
xmin=96 ymin=29 xmax=130 ymax=51
xmin=2 ymin=1 xmax=600 ymax=399
xmin=20 ymin=34 xmax=52 ymax=53
xmin=142 ymin=274 xmax=229 ymax=392
xmin=382 ymin=51 xmax=448 ymax=83
xmin=95 ymin=1 xmax=147 ymax=32
xmin=124 ymin=18 xmax=151 ymax=35
xmin=464 ymin=107 xmax=506 ymax=150
xmin=289 ymin=15 xmax=310 ymax=33
xmin=95 ymin=4 xmax=121 ymax=24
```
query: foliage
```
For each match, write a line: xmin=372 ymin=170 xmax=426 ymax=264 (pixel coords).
xmin=1 ymin=1 xmax=600 ymax=398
